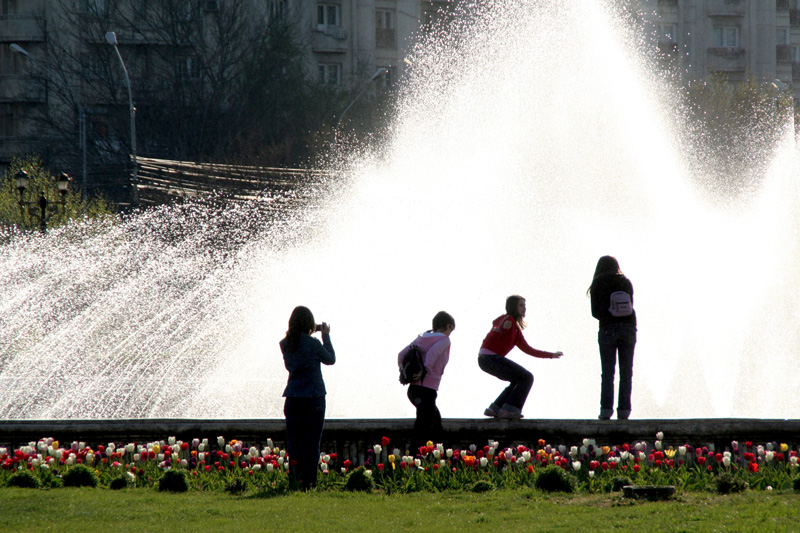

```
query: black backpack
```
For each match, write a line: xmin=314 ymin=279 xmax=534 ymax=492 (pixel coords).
xmin=399 ymin=345 xmax=426 ymax=385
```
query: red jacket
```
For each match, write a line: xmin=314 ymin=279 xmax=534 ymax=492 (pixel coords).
xmin=480 ymin=314 xmax=551 ymax=359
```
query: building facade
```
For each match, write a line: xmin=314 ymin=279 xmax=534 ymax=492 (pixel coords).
xmin=1 ymin=0 xmax=798 ymax=189
xmin=643 ymin=0 xmax=800 ymax=94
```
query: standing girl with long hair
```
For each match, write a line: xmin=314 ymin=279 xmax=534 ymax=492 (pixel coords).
xmin=478 ymin=295 xmax=563 ymax=420
xmin=588 ymin=256 xmax=637 ymax=420
xmin=280 ymin=305 xmax=335 ymax=490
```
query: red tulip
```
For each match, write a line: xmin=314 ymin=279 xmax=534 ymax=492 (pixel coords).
xmin=381 ymin=436 xmax=390 ymax=447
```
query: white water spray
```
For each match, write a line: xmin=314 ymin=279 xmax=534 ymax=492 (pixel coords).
xmin=1 ymin=0 xmax=799 ymax=420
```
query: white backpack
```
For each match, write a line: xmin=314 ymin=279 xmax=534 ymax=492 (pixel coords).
xmin=608 ymin=291 xmax=633 ymax=317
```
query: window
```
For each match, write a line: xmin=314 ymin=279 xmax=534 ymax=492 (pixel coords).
xmin=318 ymin=63 xmax=341 ymax=85
xmin=0 ymin=45 xmax=23 ymax=75
xmin=377 ymin=67 xmax=393 ymax=88
xmin=777 ymin=29 xmax=789 ymax=45
xmin=1 ymin=0 xmax=14 ymax=15
xmin=317 ymin=3 xmax=340 ymax=28
xmin=792 ymin=45 xmax=800 ymax=62
xmin=82 ymin=54 xmax=105 ymax=80
xmin=375 ymin=9 xmax=396 ymax=49
xmin=204 ymin=0 xmax=219 ymax=12
xmin=90 ymin=113 xmax=109 ymax=140
xmin=713 ymin=26 xmax=739 ymax=48
xmin=269 ymin=0 xmax=287 ymax=21
xmin=0 ymin=105 xmax=14 ymax=138
xmin=658 ymin=24 xmax=676 ymax=43
xmin=179 ymin=56 xmax=201 ymax=79
xmin=87 ymin=0 xmax=107 ymax=17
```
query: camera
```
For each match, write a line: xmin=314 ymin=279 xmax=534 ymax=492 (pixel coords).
xmin=315 ymin=324 xmax=323 ymax=332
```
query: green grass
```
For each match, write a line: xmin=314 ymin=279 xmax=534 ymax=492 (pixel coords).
xmin=1 ymin=488 xmax=799 ymax=532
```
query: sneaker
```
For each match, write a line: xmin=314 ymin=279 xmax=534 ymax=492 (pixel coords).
xmin=484 ymin=407 xmax=498 ymax=417
xmin=497 ymin=409 xmax=524 ymax=420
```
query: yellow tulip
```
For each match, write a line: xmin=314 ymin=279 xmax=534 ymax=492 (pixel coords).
xmin=388 ymin=454 xmax=395 ymax=463
xmin=427 ymin=440 xmax=434 ymax=448
xmin=781 ymin=443 xmax=789 ymax=452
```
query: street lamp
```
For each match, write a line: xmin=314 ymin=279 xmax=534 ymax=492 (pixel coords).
xmin=15 ymin=170 xmax=72 ymax=232
xmin=336 ymin=68 xmax=389 ymax=129
xmin=105 ymin=31 xmax=139 ymax=206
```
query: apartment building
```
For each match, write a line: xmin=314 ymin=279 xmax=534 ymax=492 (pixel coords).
xmin=643 ymin=0 xmax=800 ymax=95
xmin=1 ymin=0 xmax=452 ymax=191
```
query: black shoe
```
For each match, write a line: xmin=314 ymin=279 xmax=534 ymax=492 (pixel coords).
xmin=598 ymin=415 xmax=611 ymax=420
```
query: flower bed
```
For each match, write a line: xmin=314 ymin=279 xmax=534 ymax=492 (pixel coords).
xmin=2 ymin=431 xmax=799 ymax=494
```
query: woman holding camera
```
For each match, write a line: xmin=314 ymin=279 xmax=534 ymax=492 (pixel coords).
xmin=280 ymin=306 xmax=335 ymax=490
xmin=479 ymin=295 xmax=563 ymax=420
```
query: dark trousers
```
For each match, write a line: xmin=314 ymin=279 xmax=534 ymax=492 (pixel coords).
xmin=407 ymin=385 xmax=442 ymax=449
xmin=598 ymin=324 xmax=637 ymax=419
xmin=478 ymin=353 xmax=533 ymax=411
xmin=284 ymin=396 xmax=326 ymax=490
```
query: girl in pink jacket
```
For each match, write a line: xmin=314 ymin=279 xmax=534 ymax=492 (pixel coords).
xmin=398 ymin=311 xmax=455 ymax=448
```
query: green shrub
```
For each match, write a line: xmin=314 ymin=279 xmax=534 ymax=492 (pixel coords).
xmin=7 ymin=470 xmax=41 ymax=489
xmin=715 ymin=473 xmax=748 ymax=495
xmin=158 ymin=469 xmax=189 ymax=493
xmin=62 ymin=465 xmax=99 ymax=488
xmin=109 ymin=477 xmax=129 ymax=490
xmin=225 ymin=478 xmax=249 ymax=495
xmin=534 ymin=465 xmax=576 ymax=493
xmin=345 ymin=467 xmax=375 ymax=492
xmin=470 ymin=480 xmax=495 ymax=493
xmin=610 ymin=476 xmax=633 ymax=492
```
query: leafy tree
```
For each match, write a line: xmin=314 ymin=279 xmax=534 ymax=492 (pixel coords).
xmin=679 ymin=73 xmax=794 ymax=195
xmin=0 ymin=155 xmax=115 ymax=232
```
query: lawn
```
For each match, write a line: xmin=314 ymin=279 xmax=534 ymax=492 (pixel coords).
xmin=1 ymin=488 xmax=798 ymax=532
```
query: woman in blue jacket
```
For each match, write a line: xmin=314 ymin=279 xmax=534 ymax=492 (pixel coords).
xmin=280 ymin=306 xmax=335 ymax=490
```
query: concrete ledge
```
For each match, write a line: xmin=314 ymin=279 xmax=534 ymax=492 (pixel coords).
xmin=2 ymin=418 xmax=799 ymax=452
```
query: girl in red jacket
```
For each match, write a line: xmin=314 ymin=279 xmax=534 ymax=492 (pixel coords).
xmin=478 ymin=295 xmax=563 ymax=419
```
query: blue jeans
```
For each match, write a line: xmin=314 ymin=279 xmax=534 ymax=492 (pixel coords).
xmin=284 ymin=396 xmax=326 ymax=490
xmin=407 ymin=385 xmax=442 ymax=448
xmin=478 ymin=353 xmax=533 ymax=411
xmin=598 ymin=324 xmax=636 ymax=419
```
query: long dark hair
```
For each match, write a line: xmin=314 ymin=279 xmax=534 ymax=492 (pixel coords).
xmin=505 ymin=294 xmax=526 ymax=329
xmin=284 ymin=306 xmax=315 ymax=353
xmin=588 ymin=255 xmax=623 ymax=294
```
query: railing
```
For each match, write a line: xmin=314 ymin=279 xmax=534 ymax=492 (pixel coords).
xmin=311 ymin=27 xmax=348 ymax=53
xmin=136 ymin=156 xmax=333 ymax=207
xmin=0 ymin=14 xmax=46 ymax=42
xmin=777 ymin=44 xmax=792 ymax=62
xmin=375 ymin=28 xmax=396 ymax=49
xmin=0 ymin=75 xmax=47 ymax=103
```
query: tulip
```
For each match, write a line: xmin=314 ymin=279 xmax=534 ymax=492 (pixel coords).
xmin=374 ymin=444 xmax=382 ymax=455
xmin=655 ymin=441 xmax=662 ymax=451
xmin=446 ymin=449 xmax=453 ymax=458
xmin=678 ymin=446 xmax=686 ymax=456
xmin=572 ymin=461 xmax=581 ymax=471
xmin=588 ymin=470 xmax=595 ymax=478
xmin=480 ymin=457 xmax=488 ymax=467
xmin=781 ymin=443 xmax=789 ymax=453
xmin=656 ymin=431 xmax=664 ymax=441
xmin=569 ymin=446 xmax=578 ymax=458
xmin=722 ymin=456 xmax=730 ymax=468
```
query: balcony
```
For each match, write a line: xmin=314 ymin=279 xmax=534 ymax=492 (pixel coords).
xmin=0 ymin=15 xmax=46 ymax=42
xmin=792 ymin=10 xmax=800 ymax=26
xmin=311 ymin=26 xmax=347 ymax=53
xmin=706 ymin=0 xmax=745 ymax=17
xmin=0 ymin=76 xmax=47 ymax=103
xmin=777 ymin=44 xmax=792 ymax=63
xmin=777 ymin=0 xmax=790 ymax=10
xmin=707 ymin=47 xmax=746 ymax=72
xmin=658 ymin=42 xmax=678 ymax=56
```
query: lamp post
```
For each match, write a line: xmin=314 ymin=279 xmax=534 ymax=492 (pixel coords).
xmin=10 ymin=43 xmax=88 ymax=198
xmin=336 ymin=68 xmax=389 ymax=129
xmin=15 ymin=170 xmax=72 ymax=233
xmin=105 ymin=31 xmax=139 ymax=206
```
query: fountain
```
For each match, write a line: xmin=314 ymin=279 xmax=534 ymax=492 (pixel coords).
xmin=1 ymin=0 xmax=799 ymax=421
